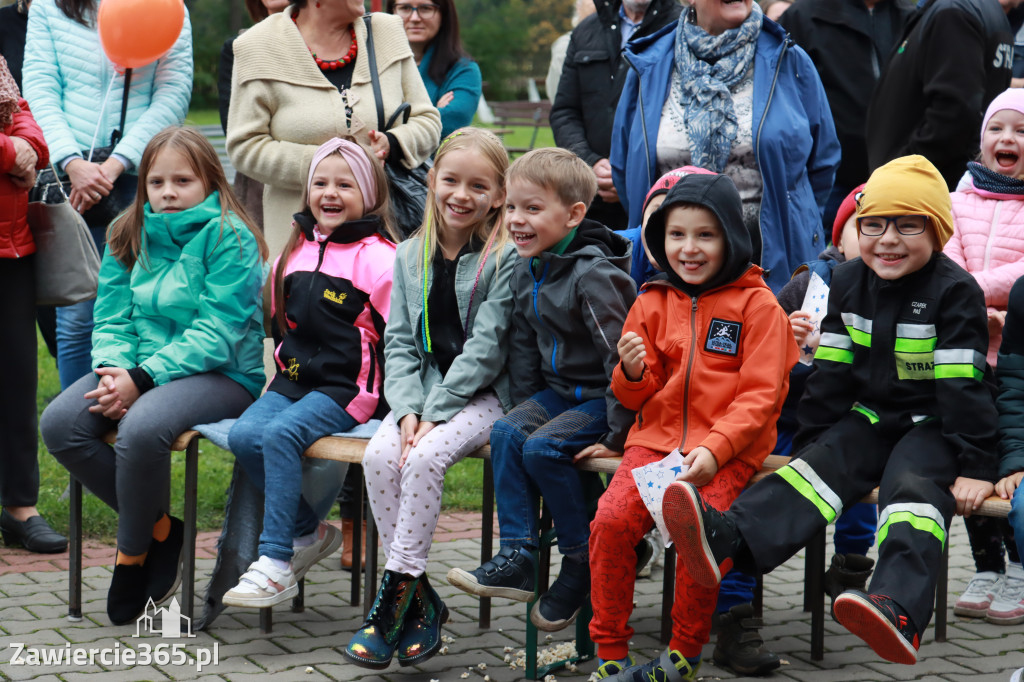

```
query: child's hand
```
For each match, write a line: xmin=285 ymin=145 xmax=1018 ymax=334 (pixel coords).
xmin=789 ymin=310 xmax=815 ymax=348
xmin=617 ymin=332 xmax=646 ymax=381
xmin=85 ymin=367 xmax=140 ymax=419
xmin=988 ymin=309 xmax=1007 ymax=339
xmin=996 ymin=471 xmax=1024 ymax=499
xmin=368 ymin=130 xmax=390 ymax=163
xmin=573 ymin=443 xmax=621 ymax=463
xmin=399 ymin=414 xmax=419 ymax=459
xmin=678 ymin=446 xmax=719 ymax=487
xmin=399 ymin=420 xmax=437 ymax=469
xmin=951 ymin=476 xmax=995 ymax=517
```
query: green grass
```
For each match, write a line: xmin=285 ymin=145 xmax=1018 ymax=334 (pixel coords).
xmin=184 ymin=108 xmax=221 ymax=127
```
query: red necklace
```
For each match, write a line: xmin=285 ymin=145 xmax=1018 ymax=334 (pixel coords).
xmin=292 ymin=14 xmax=358 ymax=71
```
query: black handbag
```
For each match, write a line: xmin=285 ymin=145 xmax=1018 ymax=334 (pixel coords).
xmin=363 ymin=14 xmax=432 ymax=239
xmin=31 ymin=74 xmax=135 ymax=227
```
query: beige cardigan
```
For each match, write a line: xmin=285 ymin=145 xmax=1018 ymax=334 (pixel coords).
xmin=227 ymin=9 xmax=441 ymax=256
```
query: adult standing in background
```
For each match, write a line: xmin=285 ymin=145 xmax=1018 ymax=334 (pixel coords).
xmin=386 ymin=0 xmax=480 ymax=140
xmin=23 ymin=0 xmax=193 ymax=391
xmin=550 ymin=0 xmax=681 ymax=232
xmin=0 ymin=0 xmax=30 ymax=88
xmin=611 ymin=0 xmax=839 ymax=294
xmin=865 ymin=0 xmax=1015 ymax=191
xmin=546 ymin=0 xmax=596 ymax=103
xmin=779 ymin=0 xmax=913 ymax=230
xmin=228 ymin=0 xmax=440 ymax=258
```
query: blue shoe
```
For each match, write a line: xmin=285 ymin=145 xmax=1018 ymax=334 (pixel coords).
xmin=344 ymin=570 xmax=419 ymax=670
xmin=396 ymin=573 xmax=449 ymax=667
xmin=446 ymin=545 xmax=536 ymax=601
xmin=610 ymin=649 xmax=698 ymax=682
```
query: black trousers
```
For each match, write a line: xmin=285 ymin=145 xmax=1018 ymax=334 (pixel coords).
xmin=0 ymin=255 xmax=39 ymax=507
xmin=730 ymin=412 xmax=958 ymax=632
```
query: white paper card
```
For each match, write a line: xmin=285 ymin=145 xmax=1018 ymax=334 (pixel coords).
xmin=632 ymin=449 xmax=690 ymax=548
xmin=798 ymin=271 xmax=830 ymax=366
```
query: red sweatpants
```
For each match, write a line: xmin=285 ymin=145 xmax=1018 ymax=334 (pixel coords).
xmin=588 ymin=446 xmax=757 ymax=660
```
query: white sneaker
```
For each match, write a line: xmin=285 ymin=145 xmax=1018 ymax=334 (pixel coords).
xmin=222 ymin=555 xmax=298 ymax=608
xmin=638 ymin=531 xmax=664 ymax=579
xmin=954 ymin=571 xmax=1004 ymax=618
xmin=1010 ymin=666 xmax=1023 ymax=682
xmin=987 ymin=564 xmax=1024 ymax=625
xmin=291 ymin=522 xmax=343 ymax=581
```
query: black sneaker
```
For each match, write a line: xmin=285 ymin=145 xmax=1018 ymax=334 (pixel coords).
xmin=530 ymin=555 xmax=589 ymax=631
xmin=832 ymin=590 xmax=919 ymax=664
xmin=446 ymin=546 xmax=535 ymax=601
xmin=145 ymin=516 xmax=184 ymax=606
xmin=824 ymin=553 xmax=875 ymax=610
xmin=711 ymin=603 xmax=781 ymax=676
xmin=663 ymin=481 xmax=744 ymax=588
xmin=107 ymin=563 xmax=149 ymax=625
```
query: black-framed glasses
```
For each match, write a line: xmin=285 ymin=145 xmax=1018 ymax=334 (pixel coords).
xmin=394 ymin=3 xmax=439 ymax=19
xmin=857 ymin=215 xmax=929 ymax=237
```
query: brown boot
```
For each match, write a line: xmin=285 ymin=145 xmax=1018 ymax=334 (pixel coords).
xmin=340 ymin=518 xmax=367 ymax=571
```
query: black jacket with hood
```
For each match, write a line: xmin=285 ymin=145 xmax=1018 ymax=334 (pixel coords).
xmin=779 ymin=0 xmax=913 ymax=189
xmin=549 ymin=0 xmax=681 ymax=229
xmin=507 ymin=219 xmax=637 ymax=450
xmin=865 ymin=0 xmax=1013 ymax=190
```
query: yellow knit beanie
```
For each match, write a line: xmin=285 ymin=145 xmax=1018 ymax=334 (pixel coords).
xmin=856 ymin=155 xmax=953 ymax=248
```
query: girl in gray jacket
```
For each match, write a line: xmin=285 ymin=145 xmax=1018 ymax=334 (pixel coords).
xmin=346 ymin=128 xmax=515 ymax=670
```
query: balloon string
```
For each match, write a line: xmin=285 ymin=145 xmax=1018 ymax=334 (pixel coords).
xmin=87 ymin=72 xmax=118 ymax=162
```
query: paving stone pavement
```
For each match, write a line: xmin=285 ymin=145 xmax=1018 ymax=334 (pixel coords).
xmin=0 ymin=518 xmax=1022 ymax=681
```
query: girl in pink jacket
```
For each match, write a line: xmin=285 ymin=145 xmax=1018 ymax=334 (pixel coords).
xmin=945 ymin=87 xmax=1024 ymax=627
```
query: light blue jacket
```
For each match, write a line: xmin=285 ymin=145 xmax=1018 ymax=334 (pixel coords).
xmin=23 ymin=0 xmax=193 ymax=172
xmin=384 ymin=239 xmax=515 ymax=423
xmin=611 ymin=16 xmax=840 ymax=293
xmin=417 ymin=45 xmax=482 ymax=140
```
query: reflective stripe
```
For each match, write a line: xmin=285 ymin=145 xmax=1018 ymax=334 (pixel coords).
xmin=893 ymin=337 xmax=936 ymax=353
xmin=933 ymin=349 xmax=986 ymax=380
xmin=819 ymin=332 xmax=853 ymax=350
xmin=816 ymin=346 xmax=854 ymax=364
xmin=789 ymin=459 xmax=844 ymax=517
xmin=895 ymin=323 xmax=936 ymax=339
xmin=840 ymin=313 xmax=873 ymax=348
xmin=877 ymin=502 xmax=946 ymax=547
xmin=910 ymin=414 xmax=933 ymax=424
xmin=851 ymin=402 xmax=879 ymax=424
xmin=777 ymin=461 xmax=841 ymax=523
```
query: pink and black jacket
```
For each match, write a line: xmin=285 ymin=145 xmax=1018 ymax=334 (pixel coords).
xmin=269 ymin=212 xmax=396 ymax=422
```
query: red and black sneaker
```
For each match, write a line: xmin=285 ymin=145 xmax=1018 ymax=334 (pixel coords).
xmin=833 ymin=591 xmax=920 ymax=665
xmin=663 ymin=481 xmax=743 ymax=588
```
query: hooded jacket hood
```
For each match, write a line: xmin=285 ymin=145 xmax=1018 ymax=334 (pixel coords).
xmin=643 ymin=174 xmax=752 ymax=295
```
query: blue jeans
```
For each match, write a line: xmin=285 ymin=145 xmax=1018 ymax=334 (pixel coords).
xmin=491 ymin=388 xmax=609 ymax=556
xmin=1011 ymin=483 xmax=1024 ymax=564
xmin=55 ymin=224 xmax=106 ymax=389
xmin=228 ymin=390 xmax=357 ymax=562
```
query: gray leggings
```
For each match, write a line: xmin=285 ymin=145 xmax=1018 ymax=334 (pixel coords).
xmin=40 ymin=372 xmax=253 ymax=555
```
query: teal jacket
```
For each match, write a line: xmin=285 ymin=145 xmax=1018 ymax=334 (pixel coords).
xmin=92 ymin=192 xmax=267 ymax=398
xmin=384 ymin=238 xmax=515 ymax=423
xmin=418 ymin=45 xmax=481 ymax=140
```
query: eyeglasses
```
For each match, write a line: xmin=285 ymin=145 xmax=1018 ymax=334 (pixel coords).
xmin=394 ymin=3 xmax=439 ymax=19
xmin=857 ymin=215 xmax=929 ymax=237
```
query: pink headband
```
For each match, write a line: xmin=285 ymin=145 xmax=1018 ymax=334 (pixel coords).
xmin=307 ymin=138 xmax=376 ymax=211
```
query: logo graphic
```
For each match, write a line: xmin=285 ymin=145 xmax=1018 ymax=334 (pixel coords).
xmin=135 ymin=597 xmax=194 ymax=638
xmin=323 ymin=289 xmax=347 ymax=305
xmin=705 ymin=318 xmax=741 ymax=356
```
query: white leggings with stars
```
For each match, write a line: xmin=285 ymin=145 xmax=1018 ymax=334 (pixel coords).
xmin=363 ymin=391 xmax=502 ymax=576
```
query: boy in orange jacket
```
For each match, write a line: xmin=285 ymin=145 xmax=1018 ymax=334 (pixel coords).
xmin=587 ymin=174 xmax=798 ymax=681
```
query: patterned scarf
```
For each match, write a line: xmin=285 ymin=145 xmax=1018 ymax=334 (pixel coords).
xmin=0 ymin=56 xmax=21 ymax=128
xmin=674 ymin=3 xmax=762 ymax=172
xmin=968 ymin=161 xmax=1024 ymax=197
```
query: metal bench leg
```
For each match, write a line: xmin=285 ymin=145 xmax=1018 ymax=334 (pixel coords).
xmin=935 ymin=541 xmax=948 ymax=642
xmin=365 ymin=488 xmax=379 ymax=613
xmin=68 ymin=477 xmax=83 ymax=621
xmin=808 ymin=529 xmax=826 ymax=661
xmin=753 ymin=571 xmax=764 ymax=618
xmin=351 ymin=466 xmax=363 ymax=611
xmin=182 ymin=436 xmax=199 ymax=624
xmin=660 ymin=545 xmax=675 ymax=645
xmin=480 ymin=458 xmax=494 ymax=629
xmin=292 ymin=578 xmax=305 ymax=613
xmin=259 ymin=607 xmax=273 ymax=633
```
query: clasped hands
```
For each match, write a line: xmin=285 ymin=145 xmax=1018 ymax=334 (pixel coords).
xmin=84 ymin=367 xmax=140 ymax=420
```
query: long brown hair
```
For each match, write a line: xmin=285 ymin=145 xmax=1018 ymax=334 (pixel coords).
xmin=106 ymin=126 xmax=269 ymax=270
xmin=272 ymin=140 xmax=397 ymax=335
xmin=56 ymin=0 xmax=93 ymax=25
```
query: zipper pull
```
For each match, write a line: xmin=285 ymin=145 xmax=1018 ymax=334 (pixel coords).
xmin=692 ymin=296 xmax=698 ymax=311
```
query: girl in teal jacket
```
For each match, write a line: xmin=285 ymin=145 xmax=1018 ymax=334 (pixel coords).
xmin=40 ymin=127 xmax=268 ymax=627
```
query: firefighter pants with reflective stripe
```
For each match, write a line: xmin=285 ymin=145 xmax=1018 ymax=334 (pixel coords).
xmin=729 ymin=412 xmax=957 ymax=633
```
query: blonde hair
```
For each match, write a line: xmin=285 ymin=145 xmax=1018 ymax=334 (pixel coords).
xmin=506 ymin=147 xmax=597 ymax=210
xmin=273 ymin=139 xmax=397 ymax=335
xmin=107 ymin=126 xmax=269 ymax=271
xmin=410 ymin=127 xmax=510 ymax=353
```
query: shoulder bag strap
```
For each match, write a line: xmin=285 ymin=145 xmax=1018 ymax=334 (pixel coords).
xmin=110 ymin=68 xmax=132 ymax=147
xmin=362 ymin=15 xmax=386 ymax=133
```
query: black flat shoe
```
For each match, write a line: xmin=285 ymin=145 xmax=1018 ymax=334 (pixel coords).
xmin=108 ymin=562 xmax=149 ymax=625
xmin=0 ymin=510 xmax=67 ymax=553
xmin=145 ymin=516 xmax=184 ymax=605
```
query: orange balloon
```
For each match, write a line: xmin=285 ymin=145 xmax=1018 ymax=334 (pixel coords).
xmin=97 ymin=0 xmax=185 ymax=69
